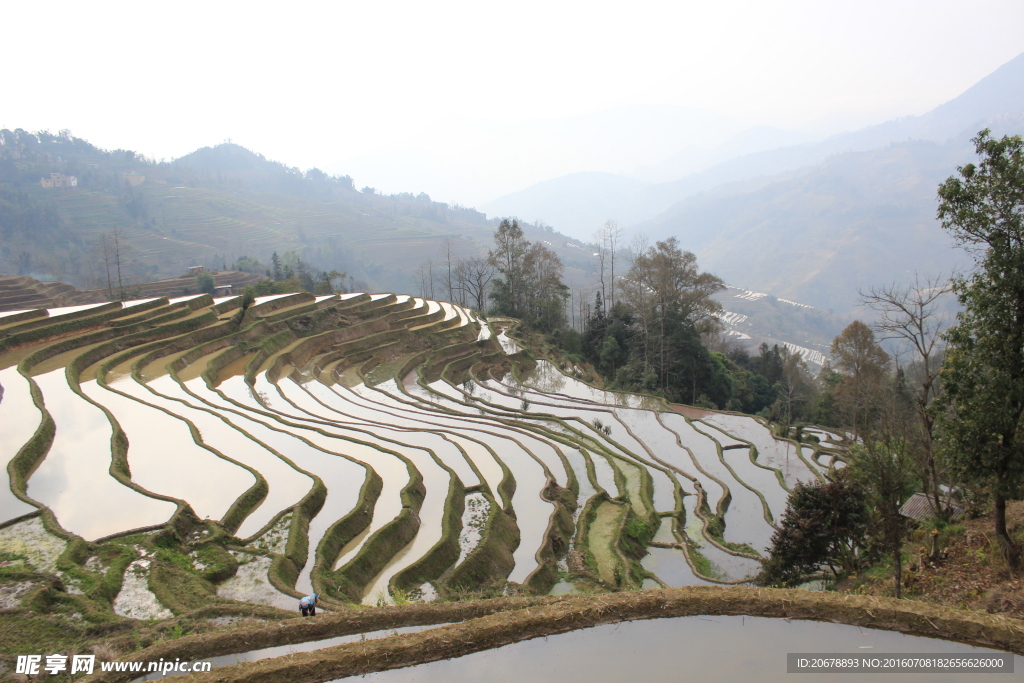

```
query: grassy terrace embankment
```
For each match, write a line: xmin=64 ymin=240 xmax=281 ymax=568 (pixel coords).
xmin=2 ymin=292 xmax=860 ymax=673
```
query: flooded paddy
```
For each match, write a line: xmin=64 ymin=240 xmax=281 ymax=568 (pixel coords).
xmin=496 ymin=331 xmax=519 ymax=354
xmin=370 ymin=381 xmax=557 ymax=581
xmin=678 ymin=499 xmax=762 ymax=580
xmin=183 ymin=377 xmax=367 ymax=593
xmin=134 ymin=623 xmax=451 ymax=681
xmin=589 ymin=452 xmax=619 ymax=497
xmin=143 ymin=375 xmax=315 ymax=538
xmin=0 ymin=367 xmax=41 ymax=523
xmin=427 ymin=381 xmax=569 ymax=487
xmin=693 ymin=420 xmax=748 ymax=449
xmin=0 ymin=292 xmax=842 ymax=620
xmin=704 ymin=413 xmax=818 ymax=490
xmin=84 ymin=375 xmax=255 ymax=524
xmin=44 ymin=302 xmax=107 ymax=317
xmin=348 ymin=383 xmax=505 ymax=499
xmin=660 ymin=412 xmax=773 ymax=550
xmin=27 ymin=370 xmax=176 ymax=540
xmin=259 ymin=378 xmax=453 ymax=595
xmin=421 ymin=378 xmax=622 ymax=497
xmin=719 ymin=446 xmax=788 ymax=527
xmin=353 ymin=615 xmax=1019 ymax=683
xmin=297 ymin=379 xmax=480 ymax=488
xmin=514 ymin=360 xmax=658 ymax=409
xmin=216 ymin=376 xmax=408 ymax=577
xmin=472 ymin=385 xmax=673 ymax=512
xmin=641 ymin=546 xmax=707 ymax=587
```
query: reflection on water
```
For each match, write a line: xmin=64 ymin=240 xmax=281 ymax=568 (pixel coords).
xmin=516 ymin=360 xmax=661 ymax=410
xmin=85 ymin=378 xmax=255 ymax=523
xmin=216 ymin=376 xmax=408 ymax=577
xmin=353 ymin=615 xmax=1019 ymax=683
xmin=0 ymin=367 xmax=41 ymax=523
xmin=366 ymin=378 xmax=555 ymax=582
xmin=133 ymin=623 xmax=451 ymax=682
xmin=350 ymin=382 xmax=504 ymax=495
xmin=28 ymin=371 xmax=175 ymax=540
xmin=680 ymin=496 xmax=761 ymax=581
xmin=721 ymin=447 xmax=788 ymax=526
xmin=563 ymin=448 xmax=596 ymax=508
xmin=396 ymin=381 xmax=553 ymax=584
xmin=261 ymin=376 xmax=451 ymax=600
xmin=144 ymin=376 xmax=314 ymax=539
xmin=704 ymin=413 xmax=818 ymax=494
xmin=431 ymin=381 xmax=568 ymax=487
xmin=463 ymin=380 xmax=673 ymax=511
xmin=660 ymin=412 xmax=774 ymax=552
xmin=496 ymin=331 xmax=519 ymax=354
xmin=641 ymin=546 xmax=709 ymax=587
xmin=272 ymin=381 xmax=450 ymax=605
xmin=306 ymin=381 xmax=479 ymax=488
xmin=183 ymin=377 xmax=365 ymax=595
xmin=45 ymin=303 xmax=106 ymax=317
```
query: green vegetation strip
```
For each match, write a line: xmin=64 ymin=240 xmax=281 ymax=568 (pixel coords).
xmin=311 ymin=469 xmax=382 ymax=599
xmin=331 ymin=461 xmax=425 ymax=602
xmin=127 ymin=586 xmax=1024 ymax=683
xmin=440 ymin=492 xmax=518 ymax=594
xmin=388 ymin=439 xmax=467 ymax=594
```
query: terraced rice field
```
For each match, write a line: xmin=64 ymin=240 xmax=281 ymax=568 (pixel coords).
xmin=0 ymin=291 xmax=850 ymax=635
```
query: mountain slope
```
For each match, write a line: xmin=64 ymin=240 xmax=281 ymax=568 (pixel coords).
xmin=482 ymin=52 xmax=1024 ymax=240
xmin=641 ymin=138 xmax=979 ymax=314
xmin=1 ymin=136 xmax=590 ymax=294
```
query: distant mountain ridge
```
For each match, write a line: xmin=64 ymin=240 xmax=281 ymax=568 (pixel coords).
xmin=482 ymin=52 xmax=1024 ymax=243
xmin=481 ymin=52 xmax=1024 ymax=314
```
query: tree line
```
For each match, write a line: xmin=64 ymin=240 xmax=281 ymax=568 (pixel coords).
xmin=757 ymin=130 xmax=1024 ymax=592
xmin=444 ymin=130 xmax=1024 ymax=593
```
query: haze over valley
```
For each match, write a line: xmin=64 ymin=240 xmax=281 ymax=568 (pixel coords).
xmin=3 ymin=48 xmax=1023 ymax=360
xmin=6 ymin=3 xmax=1024 ymax=675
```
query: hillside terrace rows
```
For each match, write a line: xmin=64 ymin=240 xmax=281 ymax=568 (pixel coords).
xmin=0 ymin=271 xmax=265 ymax=313
xmin=0 ymin=290 xmax=849 ymax=634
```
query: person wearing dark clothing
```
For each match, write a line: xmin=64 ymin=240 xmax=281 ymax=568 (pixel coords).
xmin=299 ymin=593 xmax=319 ymax=617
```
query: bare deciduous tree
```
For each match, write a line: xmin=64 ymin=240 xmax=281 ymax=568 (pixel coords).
xmin=457 ymin=256 xmax=494 ymax=312
xmin=439 ymin=236 xmax=456 ymax=302
xmin=605 ymin=220 xmax=623 ymax=311
xmin=862 ymin=273 xmax=953 ymax=517
xmin=416 ymin=260 xmax=436 ymax=299
xmin=593 ymin=225 xmax=608 ymax=315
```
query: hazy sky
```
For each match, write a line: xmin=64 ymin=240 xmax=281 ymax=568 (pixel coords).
xmin=5 ymin=0 xmax=1023 ymax=204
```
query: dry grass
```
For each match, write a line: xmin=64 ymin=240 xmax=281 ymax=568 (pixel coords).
xmin=846 ymin=500 xmax=1024 ymax=619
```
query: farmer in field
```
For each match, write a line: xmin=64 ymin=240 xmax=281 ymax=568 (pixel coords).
xmin=299 ymin=593 xmax=319 ymax=617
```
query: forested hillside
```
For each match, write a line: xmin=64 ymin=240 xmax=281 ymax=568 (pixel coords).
xmin=0 ymin=130 xmax=590 ymax=294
